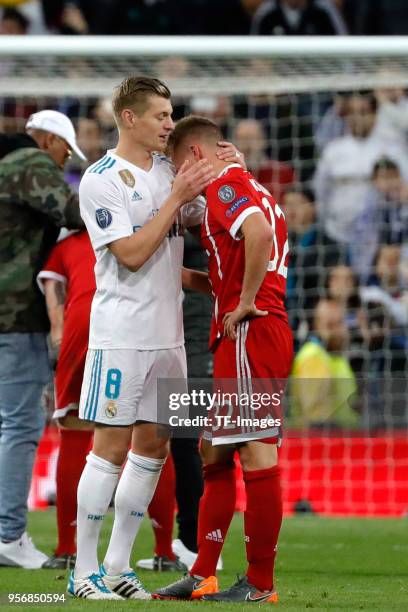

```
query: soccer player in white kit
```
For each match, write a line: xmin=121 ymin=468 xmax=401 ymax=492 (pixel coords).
xmin=68 ymin=77 xmax=217 ymax=600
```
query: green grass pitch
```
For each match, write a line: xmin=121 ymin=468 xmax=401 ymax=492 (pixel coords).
xmin=0 ymin=511 xmax=407 ymax=611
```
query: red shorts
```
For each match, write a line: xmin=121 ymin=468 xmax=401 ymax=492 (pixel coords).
xmin=207 ymin=314 xmax=293 ymax=445
xmin=53 ymin=313 xmax=89 ymax=420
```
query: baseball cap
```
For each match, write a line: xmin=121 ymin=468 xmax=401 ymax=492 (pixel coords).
xmin=25 ymin=110 xmax=87 ymax=161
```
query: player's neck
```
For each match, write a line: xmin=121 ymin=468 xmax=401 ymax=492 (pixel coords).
xmin=213 ymin=159 xmax=235 ymax=177
xmin=114 ymin=139 xmax=153 ymax=172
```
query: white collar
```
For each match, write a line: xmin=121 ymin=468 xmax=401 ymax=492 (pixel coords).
xmin=218 ymin=163 xmax=242 ymax=179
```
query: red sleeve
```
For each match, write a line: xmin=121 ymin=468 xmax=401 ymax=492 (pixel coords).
xmin=206 ymin=176 xmax=263 ymax=240
xmin=36 ymin=241 xmax=67 ymax=294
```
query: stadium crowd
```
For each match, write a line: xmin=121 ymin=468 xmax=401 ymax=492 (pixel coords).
xmin=1 ymin=0 xmax=408 ymax=37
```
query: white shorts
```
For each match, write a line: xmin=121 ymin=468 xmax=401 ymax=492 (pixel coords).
xmin=79 ymin=346 xmax=187 ymax=426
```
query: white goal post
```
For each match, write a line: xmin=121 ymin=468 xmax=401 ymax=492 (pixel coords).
xmin=1 ymin=36 xmax=408 ymax=97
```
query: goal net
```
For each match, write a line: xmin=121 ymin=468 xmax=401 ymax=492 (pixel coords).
xmin=2 ymin=35 xmax=406 ymax=516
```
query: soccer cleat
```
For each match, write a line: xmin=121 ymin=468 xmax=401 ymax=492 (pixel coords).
xmin=152 ymin=573 xmax=219 ymax=600
xmin=172 ymin=537 xmax=223 ymax=571
xmin=0 ymin=532 xmax=49 ymax=569
xmin=67 ymin=571 xmax=123 ymax=600
xmin=100 ymin=564 xmax=151 ymax=599
xmin=43 ymin=553 xmax=76 ymax=570
xmin=136 ymin=554 xmax=187 ymax=572
xmin=201 ymin=575 xmax=278 ymax=604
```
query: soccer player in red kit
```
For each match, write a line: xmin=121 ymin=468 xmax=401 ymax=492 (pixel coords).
xmin=155 ymin=116 xmax=293 ymax=603
xmin=37 ymin=230 xmax=95 ymax=568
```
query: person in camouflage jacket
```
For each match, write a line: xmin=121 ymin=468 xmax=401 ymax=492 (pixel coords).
xmin=0 ymin=112 xmax=85 ymax=569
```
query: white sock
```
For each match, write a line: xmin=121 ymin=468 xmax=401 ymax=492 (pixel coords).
xmin=103 ymin=451 xmax=165 ymax=575
xmin=75 ymin=452 xmax=121 ymax=579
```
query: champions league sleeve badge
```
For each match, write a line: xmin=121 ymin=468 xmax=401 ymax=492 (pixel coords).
xmin=95 ymin=208 xmax=112 ymax=229
xmin=218 ymin=184 xmax=236 ymax=203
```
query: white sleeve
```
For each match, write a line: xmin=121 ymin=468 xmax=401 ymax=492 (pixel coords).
xmin=181 ymin=195 xmax=206 ymax=227
xmin=79 ymin=174 xmax=133 ymax=251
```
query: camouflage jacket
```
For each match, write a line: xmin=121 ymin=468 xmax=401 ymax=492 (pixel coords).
xmin=0 ymin=146 xmax=83 ymax=333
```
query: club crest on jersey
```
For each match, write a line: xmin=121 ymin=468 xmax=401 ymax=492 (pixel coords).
xmin=105 ymin=400 xmax=117 ymax=418
xmin=95 ymin=208 xmax=112 ymax=229
xmin=118 ymin=169 xmax=135 ymax=188
xmin=218 ymin=184 xmax=236 ymax=203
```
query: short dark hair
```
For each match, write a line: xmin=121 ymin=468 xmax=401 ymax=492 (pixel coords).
xmin=283 ymin=184 xmax=315 ymax=204
xmin=350 ymin=90 xmax=378 ymax=113
xmin=168 ymin=115 xmax=223 ymax=153
xmin=112 ymin=76 xmax=171 ymax=122
xmin=372 ymin=156 xmax=400 ymax=178
xmin=2 ymin=8 xmax=29 ymax=32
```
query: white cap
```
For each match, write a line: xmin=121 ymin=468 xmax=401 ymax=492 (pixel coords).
xmin=25 ymin=110 xmax=87 ymax=161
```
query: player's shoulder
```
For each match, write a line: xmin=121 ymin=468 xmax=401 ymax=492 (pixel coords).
xmin=80 ymin=154 xmax=124 ymax=198
xmin=209 ymin=164 xmax=253 ymax=203
xmin=152 ymin=152 xmax=176 ymax=177
xmin=84 ymin=153 xmax=118 ymax=178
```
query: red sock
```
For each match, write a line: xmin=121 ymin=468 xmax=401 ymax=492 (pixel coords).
xmin=190 ymin=461 xmax=236 ymax=578
xmin=148 ymin=454 xmax=176 ymax=559
xmin=243 ymin=466 xmax=282 ymax=592
xmin=55 ymin=429 xmax=93 ymax=556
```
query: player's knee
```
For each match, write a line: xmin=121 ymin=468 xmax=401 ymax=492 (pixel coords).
xmin=239 ymin=441 xmax=278 ymax=472
xmin=92 ymin=425 xmax=131 ymax=466
xmin=133 ymin=437 xmax=169 ymax=459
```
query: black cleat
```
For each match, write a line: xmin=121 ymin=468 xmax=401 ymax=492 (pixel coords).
xmin=201 ymin=575 xmax=278 ymax=604
xmin=43 ymin=554 xmax=76 ymax=570
xmin=136 ymin=555 xmax=187 ymax=572
xmin=152 ymin=573 xmax=219 ymax=600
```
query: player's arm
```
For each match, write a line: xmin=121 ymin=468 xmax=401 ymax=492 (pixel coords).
xmin=223 ymin=213 xmax=273 ymax=340
xmin=43 ymin=279 xmax=66 ymax=352
xmin=182 ymin=267 xmax=212 ymax=295
xmin=109 ymin=159 xmax=214 ymax=272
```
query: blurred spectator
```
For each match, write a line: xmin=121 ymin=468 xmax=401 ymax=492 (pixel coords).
xmin=314 ymin=91 xmax=408 ymax=245
xmin=282 ymin=186 xmax=343 ymax=335
xmin=290 ymin=298 xmax=359 ymax=429
xmin=375 ymin=81 xmax=408 ymax=151
xmin=233 ymin=118 xmax=295 ymax=201
xmin=361 ymin=245 xmax=408 ymax=327
xmin=348 ymin=0 xmax=408 ymax=36
xmin=0 ymin=0 xmax=47 ymax=34
xmin=189 ymin=96 xmax=231 ymax=135
xmin=315 ymin=91 xmax=349 ymax=153
xmin=326 ymin=265 xmax=363 ymax=342
xmin=0 ymin=7 xmax=29 ymax=33
xmin=173 ymin=0 xmax=265 ymax=35
xmin=354 ymin=298 xmax=408 ymax=430
xmin=64 ymin=117 xmax=104 ymax=191
xmin=350 ymin=158 xmax=408 ymax=283
xmin=251 ymin=0 xmax=347 ymax=35
xmin=92 ymin=96 xmax=117 ymax=149
xmin=42 ymin=0 xmax=173 ymax=35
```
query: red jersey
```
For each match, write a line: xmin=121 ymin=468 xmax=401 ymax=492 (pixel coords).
xmin=201 ymin=164 xmax=289 ymax=350
xmin=38 ymin=230 xmax=96 ymax=413
xmin=39 ymin=230 xmax=96 ymax=323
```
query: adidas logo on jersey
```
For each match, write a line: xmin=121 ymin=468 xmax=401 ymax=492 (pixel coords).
xmin=131 ymin=191 xmax=142 ymax=202
xmin=205 ymin=529 xmax=223 ymax=543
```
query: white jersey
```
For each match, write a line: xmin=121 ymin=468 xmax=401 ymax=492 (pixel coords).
xmin=79 ymin=149 xmax=205 ymax=350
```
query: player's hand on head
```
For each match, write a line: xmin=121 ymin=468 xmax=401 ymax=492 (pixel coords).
xmin=216 ymin=141 xmax=247 ymax=170
xmin=222 ymin=302 xmax=268 ymax=340
xmin=172 ymin=158 xmax=215 ymax=204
